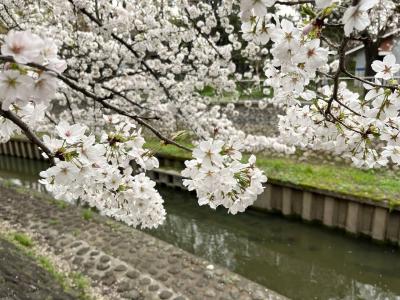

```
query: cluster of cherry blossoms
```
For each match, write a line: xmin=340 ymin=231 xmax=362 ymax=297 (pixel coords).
xmin=182 ymin=139 xmax=267 ymax=214
xmin=2 ymin=0 xmax=296 ymax=156
xmin=239 ymin=0 xmax=400 ymax=168
xmin=0 ymin=30 xmax=66 ymax=109
xmin=266 ymin=20 xmax=329 ymax=103
xmin=0 ymin=30 xmax=66 ymax=141
xmin=39 ymin=116 xmax=165 ymax=229
xmin=278 ymin=53 xmax=400 ymax=168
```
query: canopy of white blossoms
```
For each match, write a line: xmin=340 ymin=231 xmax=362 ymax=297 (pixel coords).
xmin=241 ymin=0 xmax=399 ymax=168
xmin=0 ymin=29 xmax=267 ymax=228
xmin=0 ymin=0 xmax=399 ymax=227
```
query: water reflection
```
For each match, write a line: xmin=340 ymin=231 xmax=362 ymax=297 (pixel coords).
xmin=149 ymin=187 xmax=400 ymax=300
xmin=0 ymin=155 xmax=49 ymax=193
xmin=1 ymin=155 xmax=400 ymax=299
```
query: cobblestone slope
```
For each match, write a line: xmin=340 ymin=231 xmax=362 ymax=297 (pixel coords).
xmin=0 ymin=186 xmax=287 ymax=300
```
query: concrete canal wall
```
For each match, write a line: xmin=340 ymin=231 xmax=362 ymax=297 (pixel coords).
xmin=1 ymin=138 xmax=400 ymax=245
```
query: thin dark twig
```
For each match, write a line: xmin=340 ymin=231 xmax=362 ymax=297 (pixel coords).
xmin=62 ymin=92 xmax=76 ymax=124
xmin=102 ymin=86 xmax=158 ymax=112
xmin=45 ymin=112 xmax=57 ymax=125
xmin=342 ymin=69 xmax=398 ymax=90
xmin=184 ymin=8 xmax=227 ymax=61
xmin=97 ymin=99 xmax=192 ymax=152
xmin=274 ymin=0 xmax=315 ymax=5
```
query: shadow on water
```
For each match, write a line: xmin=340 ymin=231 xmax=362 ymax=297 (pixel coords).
xmin=1 ymin=155 xmax=400 ymax=300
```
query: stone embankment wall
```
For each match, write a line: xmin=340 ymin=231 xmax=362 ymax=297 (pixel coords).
xmin=1 ymin=138 xmax=400 ymax=246
xmin=220 ymin=101 xmax=283 ymax=136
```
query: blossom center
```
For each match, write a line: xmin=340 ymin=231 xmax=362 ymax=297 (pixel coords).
xmin=284 ymin=32 xmax=293 ymax=41
xmin=6 ymin=77 xmax=18 ymax=88
xmin=307 ymin=48 xmax=316 ymax=58
xmin=383 ymin=65 xmax=391 ymax=74
xmin=10 ymin=43 xmax=24 ymax=54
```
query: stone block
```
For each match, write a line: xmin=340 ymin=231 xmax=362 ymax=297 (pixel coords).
xmin=386 ymin=212 xmax=400 ymax=243
xmin=302 ymin=192 xmax=312 ymax=221
xmin=271 ymin=185 xmax=283 ymax=210
xmin=372 ymin=207 xmax=388 ymax=241
xmin=282 ymin=187 xmax=292 ymax=216
xmin=253 ymin=184 xmax=272 ymax=210
xmin=346 ymin=202 xmax=359 ymax=234
xmin=323 ymin=196 xmax=335 ymax=227
xmin=358 ymin=205 xmax=374 ymax=235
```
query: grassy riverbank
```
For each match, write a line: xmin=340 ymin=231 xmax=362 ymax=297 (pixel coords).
xmin=145 ymin=139 xmax=400 ymax=205
xmin=0 ymin=230 xmax=92 ymax=300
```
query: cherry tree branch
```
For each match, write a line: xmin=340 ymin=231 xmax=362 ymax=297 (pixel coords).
xmin=0 ymin=55 xmax=192 ymax=152
xmin=62 ymin=92 xmax=76 ymax=124
xmin=64 ymin=1 xmax=202 ymax=141
xmin=184 ymin=8 xmax=227 ymax=61
xmin=320 ymin=35 xmax=339 ymax=49
xmin=341 ymin=69 xmax=398 ymax=90
xmin=0 ymin=108 xmax=54 ymax=163
xmin=324 ymin=38 xmax=348 ymax=117
xmin=1 ymin=4 xmax=22 ymax=30
xmin=102 ymin=86 xmax=159 ymax=113
xmin=45 ymin=112 xmax=57 ymax=125
xmin=97 ymin=99 xmax=192 ymax=152
xmin=67 ymin=2 xmax=175 ymax=103
xmin=317 ymin=92 xmax=363 ymax=117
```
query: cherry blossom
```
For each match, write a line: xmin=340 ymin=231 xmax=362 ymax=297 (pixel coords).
xmin=342 ymin=0 xmax=378 ymax=36
xmin=1 ymin=30 xmax=44 ymax=64
xmin=371 ymin=54 xmax=400 ymax=80
xmin=315 ymin=0 xmax=333 ymax=9
xmin=240 ymin=0 xmax=276 ymax=19
xmin=0 ymin=70 xmax=33 ymax=110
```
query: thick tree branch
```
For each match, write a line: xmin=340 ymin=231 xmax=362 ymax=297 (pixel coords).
xmin=0 ymin=108 xmax=54 ymax=163
xmin=325 ymin=38 xmax=348 ymax=117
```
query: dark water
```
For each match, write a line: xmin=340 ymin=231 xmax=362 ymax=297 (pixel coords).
xmin=1 ymin=155 xmax=400 ymax=300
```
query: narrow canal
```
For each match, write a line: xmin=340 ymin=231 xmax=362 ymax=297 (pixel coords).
xmin=1 ymin=155 xmax=400 ymax=300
